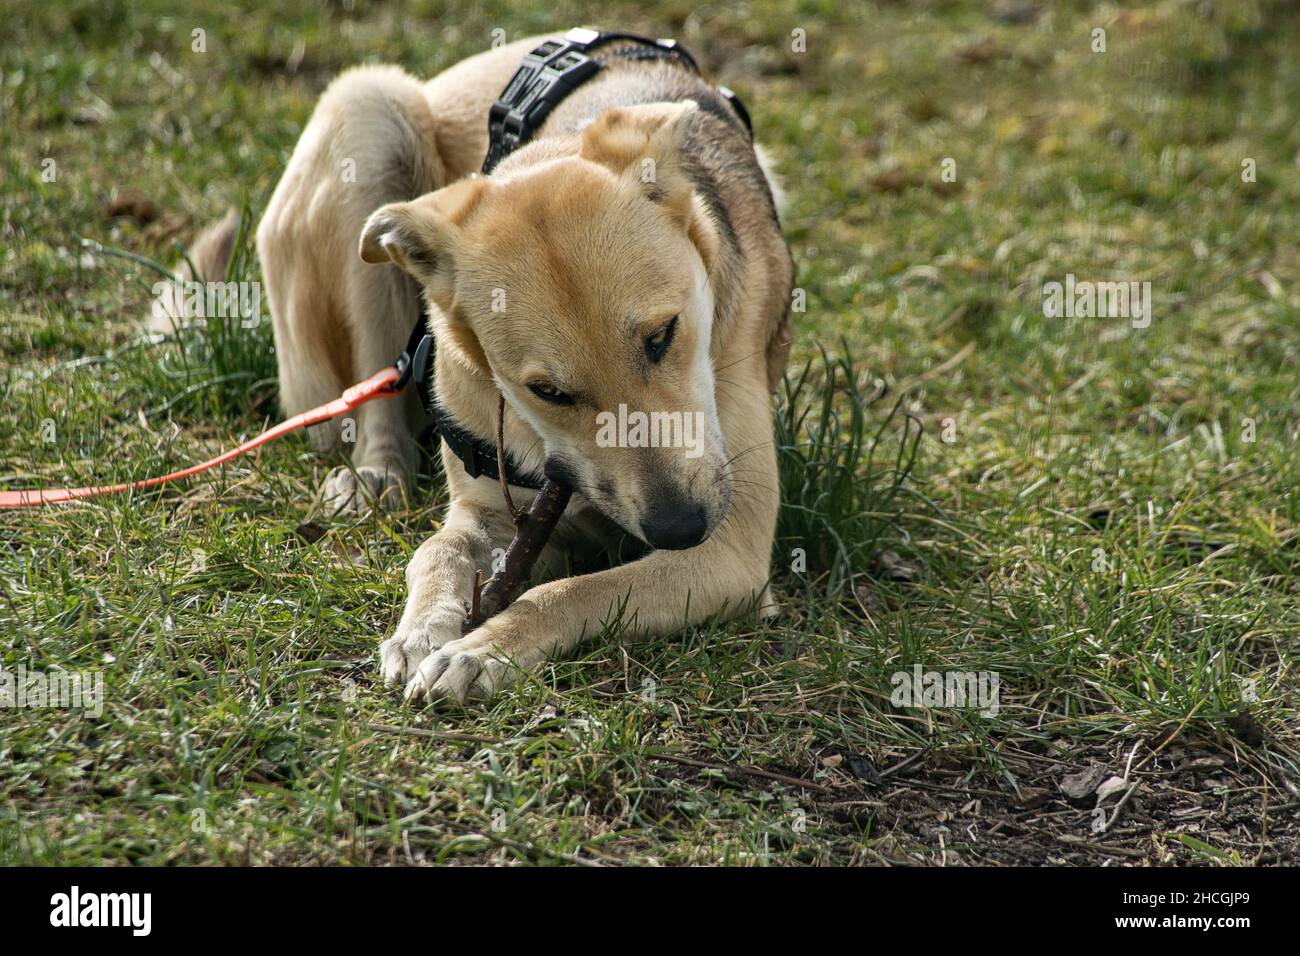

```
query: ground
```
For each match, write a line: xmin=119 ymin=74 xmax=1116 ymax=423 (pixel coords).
xmin=1 ymin=0 xmax=1297 ymax=865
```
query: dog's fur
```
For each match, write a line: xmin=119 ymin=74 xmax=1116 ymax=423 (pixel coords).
xmin=173 ymin=34 xmax=793 ymax=704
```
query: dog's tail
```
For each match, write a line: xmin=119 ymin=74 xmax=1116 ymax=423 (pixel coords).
xmin=147 ymin=207 xmax=241 ymax=333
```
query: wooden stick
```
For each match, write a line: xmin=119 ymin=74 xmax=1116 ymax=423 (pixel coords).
xmin=495 ymin=393 xmax=516 ymax=519
xmin=462 ymin=395 xmax=572 ymax=632
xmin=648 ymin=751 xmax=836 ymax=795
xmin=463 ymin=478 xmax=572 ymax=631
xmin=468 ymin=569 xmax=482 ymax=624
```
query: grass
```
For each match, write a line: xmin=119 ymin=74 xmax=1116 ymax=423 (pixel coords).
xmin=1 ymin=0 xmax=1298 ymax=865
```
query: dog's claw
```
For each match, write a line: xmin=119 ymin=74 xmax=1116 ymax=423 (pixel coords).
xmin=403 ymin=649 xmax=446 ymax=702
xmin=402 ymin=674 xmax=425 ymax=702
xmin=380 ymin=605 xmax=464 ymax=688
xmin=405 ymin=647 xmax=457 ymax=703
xmin=401 ymin=640 xmax=506 ymax=706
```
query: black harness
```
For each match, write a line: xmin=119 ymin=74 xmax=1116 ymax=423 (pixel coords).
xmin=394 ymin=27 xmax=751 ymax=490
xmin=481 ymin=27 xmax=751 ymax=173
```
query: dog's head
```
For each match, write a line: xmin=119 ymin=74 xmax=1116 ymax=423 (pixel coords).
xmin=360 ymin=102 xmax=731 ymax=550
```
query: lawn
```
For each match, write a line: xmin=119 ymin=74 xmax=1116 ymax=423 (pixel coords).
xmin=1 ymin=0 xmax=1297 ymax=865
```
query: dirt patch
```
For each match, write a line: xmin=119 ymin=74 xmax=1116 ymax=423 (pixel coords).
xmin=807 ymin=738 xmax=1299 ymax=865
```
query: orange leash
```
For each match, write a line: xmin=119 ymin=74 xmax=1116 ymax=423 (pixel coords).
xmin=0 ymin=366 xmax=403 ymax=509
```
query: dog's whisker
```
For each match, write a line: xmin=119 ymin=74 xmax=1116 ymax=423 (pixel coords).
xmin=721 ymin=441 xmax=773 ymax=471
xmin=714 ymin=345 xmax=769 ymax=375
xmin=726 ymin=479 xmax=778 ymax=495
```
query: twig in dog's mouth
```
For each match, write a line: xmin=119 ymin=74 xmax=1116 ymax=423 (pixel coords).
xmin=462 ymin=396 xmax=572 ymax=632
xmin=494 ymin=393 xmax=516 ymax=517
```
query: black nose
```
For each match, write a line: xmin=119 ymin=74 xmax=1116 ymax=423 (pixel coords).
xmin=640 ymin=502 xmax=709 ymax=550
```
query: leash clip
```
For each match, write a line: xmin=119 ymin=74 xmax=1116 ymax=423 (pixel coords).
xmin=390 ymin=333 xmax=434 ymax=394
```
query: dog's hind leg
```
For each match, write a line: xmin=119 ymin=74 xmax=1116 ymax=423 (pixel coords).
xmin=258 ymin=65 xmax=444 ymax=512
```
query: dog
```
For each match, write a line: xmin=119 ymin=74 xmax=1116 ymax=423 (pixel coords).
xmin=166 ymin=30 xmax=793 ymax=705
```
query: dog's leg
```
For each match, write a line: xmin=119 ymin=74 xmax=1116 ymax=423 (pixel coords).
xmin=379 ymin=496 xmax=517 ymax=685
xmin=258 ymin=65 xmax=443 ymax=512
xmin=404 ymin=522 xmax=775 ymax=702
xmin=402 ymin=404 xmax=781 ymax=703
xmin=327 ymin=239 xmax=428 ymax=513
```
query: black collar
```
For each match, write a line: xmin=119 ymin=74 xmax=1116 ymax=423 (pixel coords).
xmin=395 ymin=28 xmax=751 ymax=491
xmin=393 ymin=319 xmax=546 ymax=490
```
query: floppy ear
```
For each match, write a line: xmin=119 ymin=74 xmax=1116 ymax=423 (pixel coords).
xmin=580 ymin=101 xmax=720 ymax=272
xmin=360 ymin=178 xmax=495 ymax=376
xmin=358 ymin=177 xmax=487 ymax=303
xmin=581 ymin=101 xmax=697 ymax=207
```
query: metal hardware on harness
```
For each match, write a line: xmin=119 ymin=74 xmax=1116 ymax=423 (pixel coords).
xmin=483 ymin=29 xmax=601 ymax=174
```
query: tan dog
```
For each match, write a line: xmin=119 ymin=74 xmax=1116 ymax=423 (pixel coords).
xmin=183 ymin=33 xmax=792 ymax=704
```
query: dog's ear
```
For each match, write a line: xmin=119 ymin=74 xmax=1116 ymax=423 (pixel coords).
xmin=581 ymin=101 xmax=696 ymax=207
xmin=359 ymin=177 xmax=487 ymax=301
xmin=580 ymin=101 xmax=719 ymax=272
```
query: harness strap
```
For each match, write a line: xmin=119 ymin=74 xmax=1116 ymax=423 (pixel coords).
xmin=482 ymin=27 xmax=751 ymax=174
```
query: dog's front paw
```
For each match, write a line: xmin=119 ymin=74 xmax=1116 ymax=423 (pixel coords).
xmin=379 ymin=603 xmax=465 ymax=687
xmin=322 ymin=464 xmax=407 ymax=515
xmin=404 ymin=625 xmax=530 ymax=706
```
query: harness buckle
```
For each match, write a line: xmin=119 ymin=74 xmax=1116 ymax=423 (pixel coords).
xmin=389 ymin=332 xmax=434 ymax=398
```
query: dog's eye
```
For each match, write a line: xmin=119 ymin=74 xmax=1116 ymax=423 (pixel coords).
xmin=528 ymin=382 xmax=575 ymax=406
xmin=645 ymin=316 xmax=677 ymax=363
